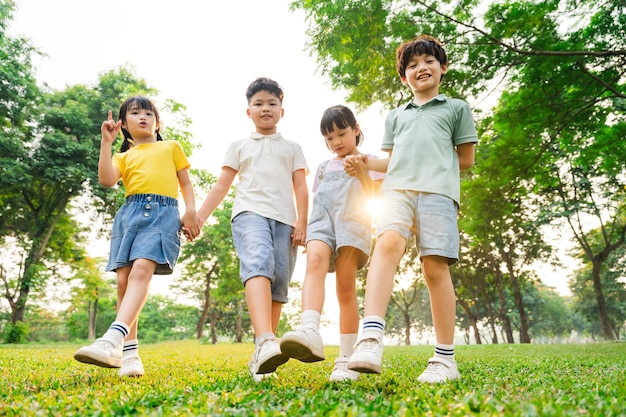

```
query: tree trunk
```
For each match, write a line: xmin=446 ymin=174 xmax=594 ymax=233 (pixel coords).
xmin=236 ymin=299 xmax=243 ymax=343
xmin=591 ymin=258 xmax=617 ymax=341
xmin=10 ymin=195 xmax=69 ymax=327
xmin=196 ymin=270 xmax=214 ymax=339
xmin=88 ymin=298 xmax=98 ymax=340
xmin=210 ymin=308 xmax=218 ymax=344
xmin=484 ymin=293 xmax=499 ymax=343
xmin=503 ymin=251 xmax=531 ymax=343
xmin=403 ymin=311 xmax=411 ymax=346
xmin=495 ymin=269 xmax=515 ymax=343
xmin=457 ymin=298 xmax=482 ymax=344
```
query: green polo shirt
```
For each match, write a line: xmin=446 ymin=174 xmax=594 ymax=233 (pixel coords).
xmin=381 ymin=94 xmax=478 ymax=205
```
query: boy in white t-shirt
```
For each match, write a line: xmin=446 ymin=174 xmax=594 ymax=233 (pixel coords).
xmin=195 ymin=78 xmax=309 ymax=380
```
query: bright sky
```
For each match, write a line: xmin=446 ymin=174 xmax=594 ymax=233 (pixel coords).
xmin=8 ymin=0 xmax=574 ymax=344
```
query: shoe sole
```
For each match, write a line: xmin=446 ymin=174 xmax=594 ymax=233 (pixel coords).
xmin=347 ymin=361 xmax=381 ymax=374
xmin=119 ymin=371 xmax=145 ymax=378
xmin=74 ymin=349 xmax=122 ymax=368
xmin=280 ymin=337 xmax=325 ymax=362
xmin=256 ymin=352 xmax=289 ymax=374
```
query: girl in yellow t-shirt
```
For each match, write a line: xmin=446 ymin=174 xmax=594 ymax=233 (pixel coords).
xmin=74 ymin=96 xmax=200 ymax=378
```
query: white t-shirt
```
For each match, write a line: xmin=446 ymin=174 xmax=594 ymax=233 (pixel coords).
xmin=223 ymin=132 xmax=309 ymax=226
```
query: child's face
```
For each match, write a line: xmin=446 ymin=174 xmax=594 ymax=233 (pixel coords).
xmin=247 ymin=90 xmax=284 ymax=135
xmin=324 ymin=123 xmax=360 ymax=158
xmin=402 ymin=53 xmax=447 ymax=97
xmin=122 ymin=105 xmax=159 ymax=140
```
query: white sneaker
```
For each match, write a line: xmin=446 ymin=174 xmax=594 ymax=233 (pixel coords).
xmin=280 ymin=327 xmax=325 ymax=362
xmin=248 ymin=336 xmax=289 ymax=376
xmin=119 ymin=356 xmax=145 ymax=378
xmin=74 ymin=339 xmax=122 ymax=368
xmin=347 ymin=337 xmax=383 ymax=374
xmin=329 ymin=357 xmax=359 ymax=381
xmin=417 ymin=357 xmax=460 ymax=383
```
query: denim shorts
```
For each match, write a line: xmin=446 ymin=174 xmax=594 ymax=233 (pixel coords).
xmin=106 ymin=194 xmax=181 ymax=275
xmin=376 ymin=190 xmax=459 ymax=264
xmin=231 ymin=211 xmax=297 ymax=303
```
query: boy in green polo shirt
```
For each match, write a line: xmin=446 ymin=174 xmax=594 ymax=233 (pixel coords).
xmin=344 ymin=35 xmax=478 ymax=383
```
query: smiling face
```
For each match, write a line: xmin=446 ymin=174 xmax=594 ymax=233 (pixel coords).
xmin=401 ymin=53 xmax=448 ymax=101
xmin=247 ymin=90 xmax=284 ymax=135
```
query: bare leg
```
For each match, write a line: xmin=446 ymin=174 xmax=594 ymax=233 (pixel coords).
xmin=115 ymin=259 xmax=156 ymax=328
xmin=334 ymin=247 xmax=360 ymax=335
xmin=301 ymin=240 xmax=332 ymax=312
xmin=363 ymin=231 xmax=406 ymax=317
xmin=271 ymin=301 xmax=282 ymax=335
xmin=422 ymin=256 xmax=455 ymax=345
xmin=116 ymin=267 xmax=138 ymax=340
xmin=245 ymin=276 xmax=273 ymax=338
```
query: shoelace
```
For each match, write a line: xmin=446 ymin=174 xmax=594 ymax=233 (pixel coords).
xmin=424 ymin=361 xmax=448 ymax=374
xmin=123 ymin=357 xmax=141 ymax=366
xmin=333 ymin=360 xmax=348 ymax=371
xmin=253 ymin=336 xmax=276 ymax=362
xmin=357 ymin=339 xmax=380 ymax=352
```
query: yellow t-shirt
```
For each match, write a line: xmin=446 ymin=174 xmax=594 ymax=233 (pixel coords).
xmin=112 ymin=141 xmax=190 ymax=199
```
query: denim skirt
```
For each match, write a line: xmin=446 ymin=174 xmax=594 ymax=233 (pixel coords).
xmin=106 ymin=193 xmax=181 ymax=275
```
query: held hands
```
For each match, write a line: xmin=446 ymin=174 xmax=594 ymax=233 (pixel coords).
xmin=344 ymin=154 xmax=368 ymax=177
xmin=291 ymin=224 xmax=306 ymax=248
xmin=180 ymin=212 xmax=201 ymax=242
xmin=101 ymin=110 xmax=122 ymax=144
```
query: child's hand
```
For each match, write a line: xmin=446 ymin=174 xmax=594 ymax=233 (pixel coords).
xmin=181 ymin=226 xmax=195 ymax=241
xmin=291 ymin=226 xmax=306 ymax=247
xmin=181 ymin=211 xmax=201 ymax=241
xmin=101 ymin=110 xmax=122 ymax=144
xmin=344 ymin=154 xmax=367 ymax=176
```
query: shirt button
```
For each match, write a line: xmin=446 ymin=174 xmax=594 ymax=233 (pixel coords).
xmin=145 ymin=204 xmax=151 ymax=209
xmin=144 ymin=213 xmax=149 ymax=217
xmin=147 ymin=196 xmax=152 ymax=201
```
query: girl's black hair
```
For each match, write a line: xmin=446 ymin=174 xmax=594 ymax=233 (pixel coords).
xmin=320 ymin=105 xmax=363 ymax=145
xmin=118 ymin=96 xmax=163 ymax=153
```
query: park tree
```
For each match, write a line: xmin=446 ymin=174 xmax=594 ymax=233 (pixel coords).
xmin=292 ymin=0 xmax=626 ymax=341
xmin=569 ymin=229 xmax=626 ymax=340
xmin=66 ymin=256 xmax=112 ymax=340
xmin=176 ymin=171 xmax=245 ymax=343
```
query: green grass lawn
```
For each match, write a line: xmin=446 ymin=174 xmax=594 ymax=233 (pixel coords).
xmin=1 ymin=340 xmax=624 ymax=416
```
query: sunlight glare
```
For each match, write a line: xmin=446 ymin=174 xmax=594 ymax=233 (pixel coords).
xmin=367 ymin=198 xmax=381 ymax=217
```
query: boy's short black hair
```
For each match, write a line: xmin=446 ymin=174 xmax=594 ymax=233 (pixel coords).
xmin=245 ymin=77 xmax=284 ymax=103
xmin=395 ymin=35 xmax=448 ymax=79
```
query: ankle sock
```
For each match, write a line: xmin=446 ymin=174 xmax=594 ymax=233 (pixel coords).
xmin=360 ymin=315 xmax=385 ymax=341
xmin=123 ymin=339 xmax=139 ymax=359
xmin=101 ymin=321 xmax=129 ymax=347
xmin=434 ymin=342 xmax=455 ymax=362
xmin=301 ymin=310 xmax=321 ymax=330
xmin=339 ymin=333 xmax=358 ymax=357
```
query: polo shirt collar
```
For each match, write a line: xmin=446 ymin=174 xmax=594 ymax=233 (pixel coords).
xmin=250 ymin=132 xmax=282 ymax=140
xmin=403 ymin=94 xmax=447 ymax=110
